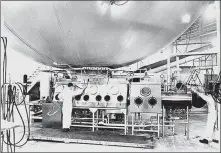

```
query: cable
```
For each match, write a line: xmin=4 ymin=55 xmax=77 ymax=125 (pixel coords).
xmin=1 ymin=37 xmax=30 ymax=152
xmin=3 ymin=84 xmax=30 ymax=148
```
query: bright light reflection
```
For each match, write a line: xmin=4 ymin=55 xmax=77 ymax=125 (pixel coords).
xmin=182 ymin=14 xmax=191 ymax=23
xmin=204 ymin=3 xmax=216 ymax=20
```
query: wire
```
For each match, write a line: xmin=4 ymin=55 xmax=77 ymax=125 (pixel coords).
xmin=1 ymin=37 xmax=30 ymax=152
xmin=2 ymin=84 xmax=30 ymax=148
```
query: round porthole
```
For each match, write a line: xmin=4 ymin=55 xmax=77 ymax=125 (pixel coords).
xmin=96 ymin=95 xmax=102 ymax=102
xmin=148 ymin=97 xmax=157 ymax=107
xmin=140 ymin=87 xmax=151 ymax=97
xmin=117 ymin=95 xmax=124 ymax=102
xmin=104 ymin=95 xmax=111 ymax=102
xmin=75 ymin=95 xmax=81 ymax=101
xmin=134 ymin=97 xmax=143 ymax=107
xmin=83 ymin=95 xmax=89 ymax=101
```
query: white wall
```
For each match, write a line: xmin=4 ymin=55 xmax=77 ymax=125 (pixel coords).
xmin=1 ymin=43 xmax=44 ymax=83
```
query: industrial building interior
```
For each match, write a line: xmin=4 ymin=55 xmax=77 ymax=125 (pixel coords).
xmin=0 ymin=1 xmax=220 ymax=152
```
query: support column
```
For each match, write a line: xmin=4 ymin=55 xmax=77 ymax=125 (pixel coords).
xmin=162 ymin=105 xmax=165 ymax=137
xmin=215 ymin=0 xmax=220 ymax=143
xmin=121 ymin=109 xmax=127 ymax=135
xmin=167 ymin=57 xmax=171 ymax=91
xmin=157 ymin=114 xmax=160 ymax=138
xmin=89 ymin=108 xmax=97 ymax=132
xmin=102 ymin=110 xmax=104 ymax=122
xmin=215 ymin=1 xmax=220 ymax=71
xmin=187 ymin=106 xmax=189 ymax=140
xmin=92 ymin=112 xmax=95 ymax=132
xmin=96 ymin=110 xmax=99 ymax=130
xmin=176 ymin=56 xmax=180 ymax=81
xmin=167 ymin=44 xmax=174 ymax=91
xmin=132 ymin=113 xmax=134 ymax=135
xmin=0 ymin=38 xmax=2 ymax=120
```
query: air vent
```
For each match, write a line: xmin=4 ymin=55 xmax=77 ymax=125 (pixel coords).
xmin=117 ymin=95 xmax=124 ymax=102
xmin=83 ymin=95 xmax=89 ymax=101
xmin=134 ymin=97 xmax=143 ymax=107
xmin=104 ymin=95 xmax=111 ymax=102
xmin=96 ymin=95 xmax=102 ymax=101
xmin=75 ymin=95 xmax=81 ymax=101
xmin=148 ymin=97 xmax=157 ymax=107
xmin=140 ymin=87 xmax=151 ymax=97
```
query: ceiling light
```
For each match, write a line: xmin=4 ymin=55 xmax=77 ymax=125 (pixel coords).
xmin=182 ymin=14 xmax=191 ymax=23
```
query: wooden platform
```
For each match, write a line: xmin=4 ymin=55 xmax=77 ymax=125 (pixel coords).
xmin=29 ymin=127 xmax=154 ymax=149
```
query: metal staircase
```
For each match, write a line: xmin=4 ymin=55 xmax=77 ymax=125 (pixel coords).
xmin=27 ymin=67 xmax=41 ymax=93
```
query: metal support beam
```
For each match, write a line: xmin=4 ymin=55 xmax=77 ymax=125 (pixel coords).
xmin=176 ymin=56 xmax=180 ymax=82
xmin=174 ymin=42 xmax=211 ymax=46
xmin=174 ymin=51 xmax=217 ymax=57
xmin=178 ymin=30 xmax=217 ymax=42
xmin=0 ymin=39 xmax=2 ymax=120
xmin=167 ymin=57 xmax=171 ymax=89
xmin=216 ymin=1 xmax=220 ymax=71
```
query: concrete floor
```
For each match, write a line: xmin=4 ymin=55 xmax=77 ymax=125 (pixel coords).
xmin=2 ymin=106 xmax=220 ymax=152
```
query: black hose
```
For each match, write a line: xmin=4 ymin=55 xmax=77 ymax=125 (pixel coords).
xmin=2 ymin=84 xmax=30 ymax=150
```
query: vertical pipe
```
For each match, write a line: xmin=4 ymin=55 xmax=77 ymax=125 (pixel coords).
xmin=0 ymin=37 xmax=2 ymax=120
xmin=124 ymin=111 xmax=127 ymax=135
xmin=29 ymin=105 xmax=32 ymax=126
xmin=157 ymin=114 xmax=160 ymax=138
xmin=102 ymin=110 xmax=104 ymax=122
xmin=187 ymin=106 xmax=189 ymax=140
xmin=132 ymin=113 xmax=134 ymax=135
xmin=96 ymin=110 xmax=99 ymax=130
xmin=107 ymin=114 xmax=109 ymax=124
xmin=92 ymin=112 xmax=95 ymax=132
xmin=162 ymin=105 xmax=165 ymax=137
xmin=167 ymin=57 xmax=170 ymax=91
xmin=176 ymin=56 xmax=180 ymax=81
